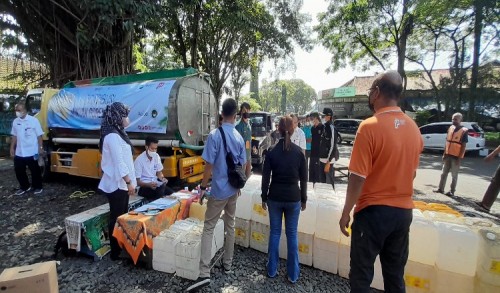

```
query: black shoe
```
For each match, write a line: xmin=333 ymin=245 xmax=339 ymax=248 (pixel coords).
xmin=475 ymin=202 xmax=490 ymax=213
xmin=433 ymin=189 xmax=444 ymax=194
xmin=445 ymin=191 xmax=455 ymax=197
xmin=186 ymin=277 xmax=210 ymax=292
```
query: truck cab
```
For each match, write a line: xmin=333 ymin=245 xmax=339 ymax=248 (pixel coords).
xmin=249 ymin=112 xmax=275 ymax=167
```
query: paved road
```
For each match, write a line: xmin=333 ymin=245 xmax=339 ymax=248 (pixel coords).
xmin=415 ymin=150 xmax=498 ymax=200
xmin=334 ymin=144 xmax=499 ymax=213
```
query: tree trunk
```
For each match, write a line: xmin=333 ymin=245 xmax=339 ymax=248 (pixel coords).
xmin=397 ymin=0 xmax=413 ymax=111
xmin=190 ymin=2 xmax=202 ymax=68
xmin=249 ymin=45 xmax=259 ymax=102
xmin=468 ymin=0 xmax=484 ymax=120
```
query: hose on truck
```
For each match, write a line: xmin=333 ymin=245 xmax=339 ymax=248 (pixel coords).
xmin=179 ymin=143 xmax=205 ymax=151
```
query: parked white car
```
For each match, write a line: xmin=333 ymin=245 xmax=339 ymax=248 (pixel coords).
xmin=419 ymin=122 xmax=485 ymax=152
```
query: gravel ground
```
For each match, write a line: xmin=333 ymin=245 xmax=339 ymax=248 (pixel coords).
xmin=0 ymin=159 xmax=361 ymax=293
xmin=1 ymin=152 xmax=496 ymax=293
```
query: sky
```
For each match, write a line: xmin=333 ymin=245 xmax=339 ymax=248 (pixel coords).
xmin=258 ymin=0 xmax=373 ymax=95
xmin=256 ymin=0 xmax=452 ymax=95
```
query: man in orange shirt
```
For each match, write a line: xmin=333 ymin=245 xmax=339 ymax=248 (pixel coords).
xmin=339 ymin=71 xmax=423 ymax=293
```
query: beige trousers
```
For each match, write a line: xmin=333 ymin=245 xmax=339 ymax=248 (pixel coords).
xmin=199 ymin=193 xmax=238 ymax=278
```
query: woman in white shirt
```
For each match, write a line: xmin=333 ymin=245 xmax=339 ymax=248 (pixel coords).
xmin=98 ymin=102 xmax=136 ymax=261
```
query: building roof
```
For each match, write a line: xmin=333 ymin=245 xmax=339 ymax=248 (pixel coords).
xmin=336 ymin=62 xmax=499 ymax=96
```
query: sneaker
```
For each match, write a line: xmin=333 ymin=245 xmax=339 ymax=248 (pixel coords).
xmin=433 ymin=189 xmax=444 ymax=194
xmin=33 ymin=189 xmax=43 ymax=195
xmin=267 ymin=272 xmax=278 ymax=278
xmin=185 ymin=277 xmax=210 ymax=292
xmin=288 ymin=276 xmax=297 ymax=284
xmin=445 ymin=191 xmax=455 ymax=197
xmin=14 ymin=187 xmax=31 ymax=196
xmin=223 ymin=266 xmax=233 ymax=274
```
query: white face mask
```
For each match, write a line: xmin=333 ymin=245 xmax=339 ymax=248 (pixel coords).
xmin=147 ymin=149 xmax=157 ymax=155
xmin=15 ymin=111 xmax=23 ymax=118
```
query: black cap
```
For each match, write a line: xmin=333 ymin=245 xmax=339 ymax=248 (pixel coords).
xmin=322 ymin=108 xmax=334 ymax=117
xmin=310 ymin=112 xmax=320 ymax=120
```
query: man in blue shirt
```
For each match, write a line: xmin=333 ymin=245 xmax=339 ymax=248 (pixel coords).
xmin=187 ymin=98 xmax=246 ymax=292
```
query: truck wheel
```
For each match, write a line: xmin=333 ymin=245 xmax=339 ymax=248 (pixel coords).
xmin=337 ymin=134 xmax=342 ymax=145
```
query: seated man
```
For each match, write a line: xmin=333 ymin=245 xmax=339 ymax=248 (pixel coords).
xmin=134 ymin=136 xmax=174 ymax=200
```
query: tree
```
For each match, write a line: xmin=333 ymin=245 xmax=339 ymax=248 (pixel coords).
xmin=152 ymin=0 xmax=312 ymax=106
xmin=467 ymin=0 xmax=498 ymax=120
xmin=248 ymin=0 xmax=313 ymax=101
xmin=405 ymin=0 xmax=498 ymax=119
xmin=238 ymin=94 xmax=262 ymax=112
xmin=0 ymin=0 xmax=157 ymax=87
xmin=405 ymin=0 xmax=467 ymax=119
xmin=316 ymin=0 xmax=417 ymax=91
xmin=260 ymin=79 xmax=315 ymax=114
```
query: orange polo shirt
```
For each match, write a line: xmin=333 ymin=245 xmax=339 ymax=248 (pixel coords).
xmin=349 ymin=106 xmax=423 ymax=213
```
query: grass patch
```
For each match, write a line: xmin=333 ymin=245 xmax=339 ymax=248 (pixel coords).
xmin=485 ymin=132 xmax=500 ymax=147
xmin=485 ymin=132 xmax=500 ymax=141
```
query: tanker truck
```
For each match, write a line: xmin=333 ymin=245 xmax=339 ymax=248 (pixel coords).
xmin=26 ymin=68 xmax=217 ymax=184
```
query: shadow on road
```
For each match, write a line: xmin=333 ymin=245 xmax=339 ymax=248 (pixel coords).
xmin=418 ymin=150 xmax=498 ymax=181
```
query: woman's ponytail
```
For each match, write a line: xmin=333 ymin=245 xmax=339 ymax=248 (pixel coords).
xmin=279 ymin=116 xmax=294 ymax=151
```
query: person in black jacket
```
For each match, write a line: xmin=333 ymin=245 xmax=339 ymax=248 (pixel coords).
xmin=261 ymin=115 xmax=307 ymax=284
xmin=319 ymin=108 xmax=338 ymax=190
xmin=309 ymin=112 xmax=325 ymax=184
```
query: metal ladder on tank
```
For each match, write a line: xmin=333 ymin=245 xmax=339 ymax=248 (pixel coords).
xmin=199 ymin=76 xmax=214 ymax=141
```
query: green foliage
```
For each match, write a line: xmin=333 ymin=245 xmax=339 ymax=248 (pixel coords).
xmin=1 ymin=0 xmax=158 ymax=86
xmin=238 ymin=94 xmax=262 ymax=112
xmin=260 ymin=79 xmax=315 ymax=114
xmin=316 ymin=0 xmax=404 ymax=72
xmin=149 ymin=0 xmax=312 ymax=101
xmin=415 ymin=110 xmax=432 ymax=126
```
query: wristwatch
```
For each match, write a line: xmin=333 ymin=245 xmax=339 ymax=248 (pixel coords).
xmin=125 ymin=181 xmax=131 ymax=185
xmin=200 ymin=186 xmax=207 ymax=191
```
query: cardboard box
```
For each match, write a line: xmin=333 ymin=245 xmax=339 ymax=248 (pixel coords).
xmin=0 ymin=261 xmax=58 ymax=293
xmin=64 ymin=195 xmax=144 ymax=259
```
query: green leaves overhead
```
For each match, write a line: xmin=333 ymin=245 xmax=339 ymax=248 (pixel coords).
xmin=1 ymin=0 xmax=158 ymax=86
xmin=149 ymin=0 xmax=311 ymax=100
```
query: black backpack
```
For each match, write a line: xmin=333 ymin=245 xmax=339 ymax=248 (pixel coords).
xmin=219 ymin=126 xmax=247 ymax=189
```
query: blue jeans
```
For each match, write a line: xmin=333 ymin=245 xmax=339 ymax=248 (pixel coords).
xmin=267 ymin=200 xmax=301 ymax=282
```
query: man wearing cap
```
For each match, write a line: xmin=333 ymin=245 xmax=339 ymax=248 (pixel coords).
xmin=235 ymin=102 xmax=252 ymax=178
xmin=319 ymin=107 xmax=338 ymax=190
xmin=309 ymin=112 xmax=325 ymax=184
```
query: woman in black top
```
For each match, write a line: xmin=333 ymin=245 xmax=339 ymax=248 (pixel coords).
xmin=261 ymin=115 xmax=307 ymax=284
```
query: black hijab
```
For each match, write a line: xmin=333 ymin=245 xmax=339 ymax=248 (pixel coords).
xmin=99 ymin=102 xmax=133 ymax=153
